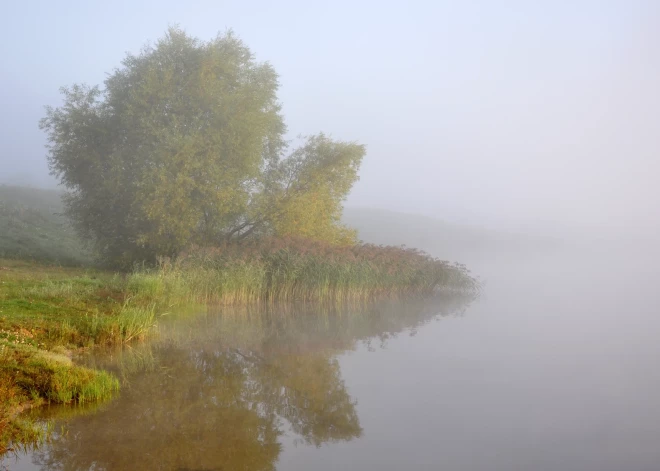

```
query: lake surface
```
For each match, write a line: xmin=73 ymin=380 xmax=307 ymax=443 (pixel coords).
xmin=4 ymin=246 xmax=660 ymax=470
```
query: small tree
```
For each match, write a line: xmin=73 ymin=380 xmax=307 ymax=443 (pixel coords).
xmin=40 ymin=28 xmax=364 ymax=266
xmin=265 ymin=134 xmax=363 ymax=245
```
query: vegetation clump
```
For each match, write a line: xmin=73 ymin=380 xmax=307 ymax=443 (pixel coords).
xmin=149 ymin=237 xmax=479 ymax=304
xmin=0 ymin=336 xmax=118 ymax=456
xmin=0 ymin=261 xmax=125 ymax=455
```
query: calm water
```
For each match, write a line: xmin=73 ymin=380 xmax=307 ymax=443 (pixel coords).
xmin=4 ymin=246 xmax=660 ymax=470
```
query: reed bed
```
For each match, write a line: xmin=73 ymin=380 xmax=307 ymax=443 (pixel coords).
xmin=127 ymin=237 xmax=480 ymax=306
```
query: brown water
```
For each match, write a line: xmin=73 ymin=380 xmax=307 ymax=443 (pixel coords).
xmin=4 ymin=247 xmax=660 ymax=470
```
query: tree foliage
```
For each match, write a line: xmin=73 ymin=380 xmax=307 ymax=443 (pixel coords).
xmin=40 ymin=27 xmax=365 ymax=266
xmin=259 ymin=134 xmax=363 ymax=245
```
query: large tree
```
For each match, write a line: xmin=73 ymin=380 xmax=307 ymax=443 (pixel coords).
xmin=40 ymin=28 xmax=364 ymax=266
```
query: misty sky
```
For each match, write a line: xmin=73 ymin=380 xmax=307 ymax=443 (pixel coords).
xmin=1 ymin=0 xmax=658 ymax=235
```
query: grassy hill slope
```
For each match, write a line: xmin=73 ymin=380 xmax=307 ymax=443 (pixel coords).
xmin=0 ymin=185 xmax=91 ymax=265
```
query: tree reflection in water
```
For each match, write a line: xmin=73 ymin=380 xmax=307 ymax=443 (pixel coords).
xmin=30 ymin=293 xmax=474 ymax=471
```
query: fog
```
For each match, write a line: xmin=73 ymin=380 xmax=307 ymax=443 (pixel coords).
xmin=3 ymin=5 xmax=660 ymax=467
xmin=2 ymin=0 xmax=658 ymax=239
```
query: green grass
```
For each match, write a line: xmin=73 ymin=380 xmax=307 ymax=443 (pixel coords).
xmin=0 ymin=260 xmax=135 ymax=456
xmin=0 ymin=185 xmax=92 ymax=266
xmin=0 ymin=338 xmax=118 ymax=456
xmin=1 ymin=343 xmax=118 ymax=404
xmin=0 ymin=260 xmax=151 ymax=347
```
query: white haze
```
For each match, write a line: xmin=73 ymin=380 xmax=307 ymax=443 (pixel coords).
xmin=1 ymin=1 xmax=658 ymax=240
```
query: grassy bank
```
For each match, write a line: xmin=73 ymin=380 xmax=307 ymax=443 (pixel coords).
xmin=0 ymin=240 xmax=477 ymax=454
xmin=0 ymin=261 xmax=125 ymax=455
xmin=0 ymin=343 xmax=119 ymax=455
xmin=1 ymin=240 xmax=477 ymax=348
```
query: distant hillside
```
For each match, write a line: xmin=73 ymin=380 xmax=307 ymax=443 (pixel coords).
xmin=342 ymin=207 xmax=562 ymax=262
xmin=0 ymin=185 xmax=91 ymax=265
xmin=0 ymin=185 xmax=559 ymax=266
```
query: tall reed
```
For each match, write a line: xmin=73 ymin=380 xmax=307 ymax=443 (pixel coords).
xmin=127 ymin=237 xmax=479 ymax=306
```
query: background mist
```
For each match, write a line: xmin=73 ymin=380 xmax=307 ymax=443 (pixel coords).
xmin=2 ymin=0 xmax=658 ymax=239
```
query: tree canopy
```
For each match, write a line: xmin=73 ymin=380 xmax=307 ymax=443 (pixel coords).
xmin=40 ymin=27 xmax=365 ymax=266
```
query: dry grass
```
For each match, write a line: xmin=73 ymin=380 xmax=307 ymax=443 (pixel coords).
xmin=136 ymin=237 xmax=480 ymax=306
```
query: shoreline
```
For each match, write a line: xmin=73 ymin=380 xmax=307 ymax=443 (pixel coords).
xmin=0 ymin=251 xmax=478 ymax=454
